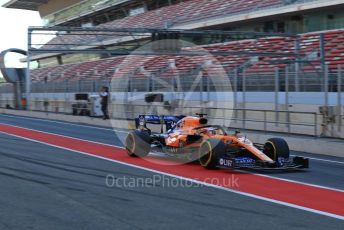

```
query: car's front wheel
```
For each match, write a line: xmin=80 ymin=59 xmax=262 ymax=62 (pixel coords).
xmin=199 ymin=138 xmax=226 ymax=169
xmin=263 ymin=138 xmax=290 ymax=161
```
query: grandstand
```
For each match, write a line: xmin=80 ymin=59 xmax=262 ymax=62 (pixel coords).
xmin=0 ymin=0 xmax=343 ymax=138
xmin=24 ymin=29 xmax=344 ymax=82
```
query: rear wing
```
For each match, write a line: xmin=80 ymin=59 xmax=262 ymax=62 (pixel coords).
xmin=135 ymin=114 xmax=185 ymax=132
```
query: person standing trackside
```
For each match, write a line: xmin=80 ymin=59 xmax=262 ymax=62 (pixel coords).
xmin=100 ymin=86 xmax=110 ymax=120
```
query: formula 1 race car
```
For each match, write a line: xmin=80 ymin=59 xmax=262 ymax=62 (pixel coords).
xmin=125 ymin=114 xmax=309 ymax=170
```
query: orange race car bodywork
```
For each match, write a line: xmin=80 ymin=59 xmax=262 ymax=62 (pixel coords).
xmin=126 ymin=114 xmax=309 ymax=170
xmin=163 ymin=115 xmax=273 ymax=162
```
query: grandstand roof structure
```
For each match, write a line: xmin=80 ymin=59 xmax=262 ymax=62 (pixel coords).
xmin=2 ymin=0 xmax=47 ymax=11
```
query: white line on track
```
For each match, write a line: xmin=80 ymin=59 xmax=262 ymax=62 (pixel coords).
xmin=1 ymin=113 xmax=344 ymax=165
xmin=290 ymin=154 xmax=344 ymax=165
xmin=0 ymin=130 xmax=343 ymax=221
xmin=0 ymin=113 xmax=127 ymax=133
xmin=0 ymin=122 xmax=125 ymax=149
xmin=1 ymin=122 xmax=344 ymax=194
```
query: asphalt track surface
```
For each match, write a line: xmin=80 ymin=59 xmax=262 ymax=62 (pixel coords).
xmin=0 ymin=114 xmax=343 ymax=230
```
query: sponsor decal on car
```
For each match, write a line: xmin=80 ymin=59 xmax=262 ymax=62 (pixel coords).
xmin=219 ymin=158 xmax=234 ymax=167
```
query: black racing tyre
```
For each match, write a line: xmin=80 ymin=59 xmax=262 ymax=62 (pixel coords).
xmin=126 ymin=130 xmax=151 ymax=157
xmin=263 ymin=138 xmax=290 ymax=161
xmin=199 ymin=138 xmax=226 ymax=169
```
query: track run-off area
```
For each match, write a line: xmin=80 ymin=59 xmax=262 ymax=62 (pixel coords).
xmin=0 ymin=114 xmax=343 ymax=230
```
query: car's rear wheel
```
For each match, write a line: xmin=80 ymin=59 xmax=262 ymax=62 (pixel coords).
xmin=263 ymin=138 xmax=290 ymax=161
xmin=199 ymin=138 xmax=226 ymax=169
xmin=126 ymin=130 xmax=151 ymax=157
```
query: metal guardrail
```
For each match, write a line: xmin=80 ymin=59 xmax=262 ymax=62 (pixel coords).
xmin=30 ymin=80 xmax=110 ymax=93
xmin=2 ymin=99 xmax=343 ymax=138
xmin=110 ymin=103 xmax=319 ymax=137
xmin=0 ymin=67 xmax=342 ymax=137
xmin=0 ymin=70 xmax=342 ymax=93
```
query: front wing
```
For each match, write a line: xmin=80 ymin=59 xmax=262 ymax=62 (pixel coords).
xmin=217 ymin=156 xmax=309 ymax=170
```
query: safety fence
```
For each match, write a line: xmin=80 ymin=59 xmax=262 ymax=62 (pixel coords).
xmin=111 ymin=103 xmax=320 ymax=137
xmin=0 ymin=69 xmax=343 ymax=93
xmin=0 ymin=67 xmax=343 ymax=138
xmin=0 ymin=96 xmax=322 ymax=137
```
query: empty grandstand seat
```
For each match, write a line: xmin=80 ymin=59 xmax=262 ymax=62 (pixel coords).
xmin=32 ymin=29 xmax=344 ymax=83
